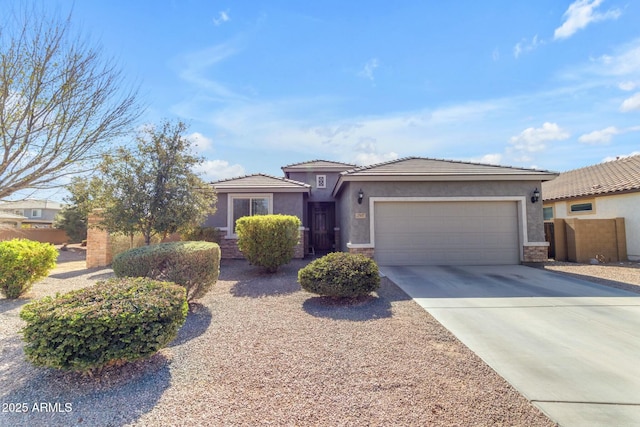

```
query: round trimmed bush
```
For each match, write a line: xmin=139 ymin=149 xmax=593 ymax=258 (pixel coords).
xmin=298 ymin=252 xmax=380 ymax=298
xmin=112 ymin=241 xmax=220 ymax=301
xmin=0 ymin=239 xmax=58 ymax=299
xmin=236 ymin=214 xmax=302 ymax=273
xmin=20 ymin=277 xmax=188 ymax=372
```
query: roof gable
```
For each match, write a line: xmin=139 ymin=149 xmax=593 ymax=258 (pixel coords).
xmin=212 ymin=173 xmax=310 ymax=192
xmin=542 ymin=155 xmax=640 ymax=201
xmin=281 ymin=159 xmax=356 ymax=172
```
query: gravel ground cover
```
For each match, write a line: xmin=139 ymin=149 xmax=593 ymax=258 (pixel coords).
xmin=5 ymin=247 xmax=618 ymax=426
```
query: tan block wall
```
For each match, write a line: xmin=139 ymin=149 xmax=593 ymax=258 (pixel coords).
xmin=348 ymin=247 xmax=375 ymax=258
xmin=86 ymin=210 xmax=112 ymax=268
xmin=0 ymin=228 xmax=69 ymax=244
xmin=558 ymin=217 xmax=626 ymax=263
xmin=523 ymin=245 xmax=548 ymax=263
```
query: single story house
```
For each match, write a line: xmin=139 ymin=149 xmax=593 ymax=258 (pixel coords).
xmin=542 ymin=155 xmax=640 ymax=262
xmin=206 ymin=157 xmax=558 ymax=265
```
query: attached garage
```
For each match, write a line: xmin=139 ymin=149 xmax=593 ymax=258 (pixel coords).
xmin=374 ymin=200 xmax=521 ymax=266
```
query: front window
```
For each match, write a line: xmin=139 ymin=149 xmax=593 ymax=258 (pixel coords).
xmin=229 ymin=194 xmax=272 ymax=234
xmin=543 ymin=206 xmax=553 ymax=221
xmin=31 ymin=209 xmax=42 ymax=218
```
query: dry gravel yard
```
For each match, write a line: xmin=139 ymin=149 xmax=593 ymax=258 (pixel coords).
xmin=9 ymin=247 xmax=637 ymax=425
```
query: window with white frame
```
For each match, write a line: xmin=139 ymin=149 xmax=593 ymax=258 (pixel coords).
xmin=229 ymin=194 xmax=272 ymax=234
xmin=31 ymin=209 xmax=42 ymax=218
xmin=316 ymin=175 xmax=326 ymax=189
xmin=543 ymin=206 xmax=553 ymax=221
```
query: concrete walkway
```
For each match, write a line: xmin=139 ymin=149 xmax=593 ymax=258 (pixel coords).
xmin=381 ymin=265 xmax=640 ymax=427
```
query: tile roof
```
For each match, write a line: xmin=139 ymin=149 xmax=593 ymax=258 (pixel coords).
xmin=0 ymin=199 xmax=64 ymax=210
xmin=281 ymin=159 xmax=357 ymax=171
xmin=341 ymin=156 xmax=557 ymax=177
xmin=542 ymin=155 xmax=640 ymax=201
xmin=212 ymin=173 xmax=310 ymax=192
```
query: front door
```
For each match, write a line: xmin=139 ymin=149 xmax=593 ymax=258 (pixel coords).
xmin=311 ymin=203 xmax=335 ymax=252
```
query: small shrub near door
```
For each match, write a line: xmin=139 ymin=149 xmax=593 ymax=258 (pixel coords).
xmin=20 ymin=277 xmax=188 ymax=372
xmin=298 ymin=252 xmax=380 ymax=298
xmin=0 ymin=239 xmax=58 ymax=299
xmin=235 ymin=214 xmax=301 ymax=273
xmin=112 ymin=241 xmax=220 ymax=301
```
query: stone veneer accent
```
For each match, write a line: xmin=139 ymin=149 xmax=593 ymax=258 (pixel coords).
xmin=348 ymin=247 xmax=375 ymax=258
xmin=86 ymin=210 xmax=112 ymax=268
xmin=219 ymin=229 xmax=306 ymax=260
xmin=523 ymin=245 xmax=548 ymax=263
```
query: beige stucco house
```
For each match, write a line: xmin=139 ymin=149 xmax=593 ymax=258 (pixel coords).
xmin=542 ymin=155 xmax=640 ymax=262
xmin=206 ymin=157 xmax=558 ymax=265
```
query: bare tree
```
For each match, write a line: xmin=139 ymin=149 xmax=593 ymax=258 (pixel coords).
xmin=0 ymin=5 xmax=142 ymax=200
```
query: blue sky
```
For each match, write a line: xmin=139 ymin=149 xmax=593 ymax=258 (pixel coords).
xmin=13 ymin=0 xmax=640 ymax=190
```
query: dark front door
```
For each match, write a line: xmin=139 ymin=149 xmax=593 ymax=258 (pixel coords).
xmin=311 ymin=203 xmax=335 ymax=252
xmin=544 ymin=222 xmax=555 ymax=259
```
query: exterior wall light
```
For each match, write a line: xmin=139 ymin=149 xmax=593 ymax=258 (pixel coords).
xmin=531 ymin=188 xmax=540 ymax=203
xmin=357 ymin=189 xmax=364 ymax=204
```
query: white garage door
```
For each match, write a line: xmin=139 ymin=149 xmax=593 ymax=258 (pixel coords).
xmin=374 ymin=201 xmax=520 ymax=265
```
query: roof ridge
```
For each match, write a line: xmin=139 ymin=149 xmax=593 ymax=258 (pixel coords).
xmin=211 ymin=172 xmax=310 ymax=187
xmin=282 ymin=159 xmax=358 ymax=168
xmin=343 ymin=156 xmax=555 ymax=175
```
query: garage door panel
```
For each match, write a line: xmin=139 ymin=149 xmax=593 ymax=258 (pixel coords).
xmin=375 ymin=201 xmax=519 ymax=266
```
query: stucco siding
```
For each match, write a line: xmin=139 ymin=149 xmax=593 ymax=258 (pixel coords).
xmin=203 ymin=194 xmax=228 ymax=228
xmin=548 ymin=193 xmax=640 ymax=261
xmin=273 ymin=193 xmax=305 ymax=223
xmin=287 ymin=171 xmax=342 ymax=202
xmin=339 ymin=180 xmax=543 ymax=245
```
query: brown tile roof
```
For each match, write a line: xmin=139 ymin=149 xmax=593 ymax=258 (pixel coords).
xmin=341 ymin=156 xmax=557 ymax=177
xmin=212 ymin=173 xmax=310 ymax=192
xmin=281 ymin=159 xmax=357 ymax=171
xmin=542 ymin=155 xmax=640 ymax=201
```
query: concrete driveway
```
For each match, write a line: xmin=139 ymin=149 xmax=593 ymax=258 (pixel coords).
xmin=381 ymin=265 xmax=640 ymax=427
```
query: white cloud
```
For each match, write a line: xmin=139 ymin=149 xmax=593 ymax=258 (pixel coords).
xmin=477 ymin=154 xmax=503 ymax=165
xmin=352 ymin=138 xmax=398 ymax=165
xmin=509 ymin=122 xmax=570 ymax=152
xmin=358 ymin=58 xmax=380 ymax=82
xmin=513 ymin=35 xmax=543 ymax=58
xmin=178 ymin=42 xmax=245 ymax=101
xmin=213 ymin=10 xmax=230 ymax=26
xmin=620 ymin=92 xmax=640 ymax=112
xmin=578 ymin=126 xmax=619 ymax=144
xmin=194 ymin=159 xmax=245 ymax=182
xmin=186 ymin=132 xmax=213 ymax=152
xmin=554 ymin=0 xmax=622 ymax=40
xmin=603 ymin=151 xmax=640 ymax=162
xmin=619 ymin=81 xmax=638 ymax=91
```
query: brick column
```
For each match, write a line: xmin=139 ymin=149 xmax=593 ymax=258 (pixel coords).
xmin=86 ymin=209 xmax=112 ymax=268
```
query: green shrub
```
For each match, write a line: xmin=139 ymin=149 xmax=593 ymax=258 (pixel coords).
xmin=0 ymin=239 xmax=58 ymax=299
xmin=298 ymin=252 xmax=380 ymax=298
xmin=180 ymin=226 xmax=221 ymax=243
xmin=20 ymin=277 xmax=187 ymax=372
xmin=235 ymin=214 xmax=301 ymax=273
xmin=110 ymin=232 xmax=162 ymax=258
xmin=112 ymin=241 xmax=220 ymax=301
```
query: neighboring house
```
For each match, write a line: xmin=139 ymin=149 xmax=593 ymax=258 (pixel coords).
xmin=542 ymin=155 xmax=640 ymax=262
xmin=0 ymin=199 xmax=65 ymax=228
xmin=207 ymin=157 xmax=557 ymax=265
xmin=0 ymin=211 xmax=28 ymax=228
